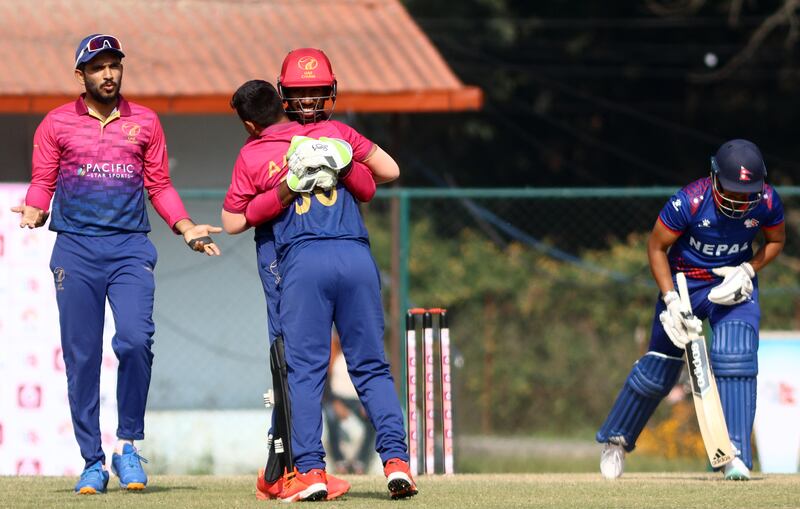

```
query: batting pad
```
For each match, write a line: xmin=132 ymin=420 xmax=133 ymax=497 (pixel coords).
xmin=710 ymin=320 xmax=758 ymax=377
xmin=597 ymin=353 xmax=683 ymax=451
xmin=711 ymin=319 xmax=759 ymax=470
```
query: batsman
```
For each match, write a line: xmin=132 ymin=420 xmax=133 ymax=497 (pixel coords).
xmin=596 ymin=139 xmax=785 ymax=480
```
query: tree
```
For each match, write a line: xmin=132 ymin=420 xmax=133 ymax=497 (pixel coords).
xmin=380 ymin=1 xmax=800 ymax=189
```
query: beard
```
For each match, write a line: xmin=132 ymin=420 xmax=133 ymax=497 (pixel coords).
xmin=85 ymin=78 xmax=121 ymax=105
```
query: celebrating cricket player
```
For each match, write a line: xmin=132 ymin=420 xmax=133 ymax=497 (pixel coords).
xmin=12 ymin=34 xmax=221 ymax=494
xmin=596 ymin=139 xmax=785 ymax=480
xmin=222 ymin=72 xmax=416 ymax=500
xmin=225 ymin=48 xmax=410 ymax=502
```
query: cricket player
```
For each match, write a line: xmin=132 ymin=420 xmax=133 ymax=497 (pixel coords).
xmin=12 ymin=34 xmax=221 ymax=494
xmin=240 ymin=47 xmax=407 ymax=502
xmin=596 ymin=139 xmax=785 ymax=480
xmin=222 ymin=78 xmax=416 ymax=501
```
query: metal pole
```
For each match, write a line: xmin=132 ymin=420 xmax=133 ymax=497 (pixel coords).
xmin=398 ymin=190 xmax=410 ymax=409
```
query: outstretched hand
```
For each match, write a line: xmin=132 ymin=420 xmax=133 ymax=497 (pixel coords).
xmin=11 ymin=205 xmax=49 ymax=228
xmin=183 ymin=224 xmax=223 ymax=256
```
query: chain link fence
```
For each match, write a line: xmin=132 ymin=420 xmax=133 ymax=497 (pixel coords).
xmin=148 ymin=187 xmax=800 ymax=439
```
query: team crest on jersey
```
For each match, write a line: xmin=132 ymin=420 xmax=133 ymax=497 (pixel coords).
xmin=744 ymin=218 xmax=759 ymax=229
xmin=53 ymin=267 xmax=65 ymax=291
xmin=698 ymin=218 xmax=711 ymax=228
xmin=121 ymin=122 xmax=142 ymax=144
xmin=672 ymin=198 xmax=682 ymax=211
xmin=739 ymin=166 xmax=752 ymax=182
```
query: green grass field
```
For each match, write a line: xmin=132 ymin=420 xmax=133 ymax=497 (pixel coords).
xmin=2 ymin=473 xmax=799 ymax=509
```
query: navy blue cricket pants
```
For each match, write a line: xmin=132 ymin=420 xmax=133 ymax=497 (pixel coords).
xmin=277 ymin=239 xmax=409 ymax=472
xmin=49 ymin=232 xmax=157 ymax=468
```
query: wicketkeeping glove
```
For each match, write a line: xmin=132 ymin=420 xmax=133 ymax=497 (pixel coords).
xmin=659 ymin=290 xmax=703 ymax=349
xmin=707 ymin=262 xmax=755 ymax=305
xmin=287 ymin=136 xmax=353 ymax=176
xmin=286 ymin=166 xmax=339 ymax=193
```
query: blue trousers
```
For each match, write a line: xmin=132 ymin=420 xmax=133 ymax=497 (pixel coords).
xmin=50 ymin=233 xmax=157 ymax=468
xmin=277 ymin=239 xmax=408 ymax=471
xmin=255 ymin=235 xmax=281 ymax=340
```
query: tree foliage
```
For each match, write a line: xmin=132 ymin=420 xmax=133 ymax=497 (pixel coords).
xmin=370 ymin=1 xmax=800 ymax=189
xmin=368 ymin=209 xmax=800 ymax=434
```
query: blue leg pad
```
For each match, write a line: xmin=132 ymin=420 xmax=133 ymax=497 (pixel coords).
xmin=717 ymin=377 xmax=756 ymax=469
xmin=711 ymin=320 xmax=758 ymax=469
xmin=710 ymin=321 xmax=758 ymax=377
xmin=597 ymin=353 xmax=683 ymax=451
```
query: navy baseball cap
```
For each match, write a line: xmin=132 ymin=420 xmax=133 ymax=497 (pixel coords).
xmin=711 ymin=139 xmax=766 ymax=193
xmin=74 ymin=34 xmax=125 ymax=69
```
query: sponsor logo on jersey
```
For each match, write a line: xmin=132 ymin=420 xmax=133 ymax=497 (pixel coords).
xmin=77 ymin=162 xmax=136 ymax=178
xmin=672 ymin=198 xmax=682 ymax=211
xmin=698 ymin=218 xmax=711 ymax=228
xmin=688 ymin=236 xmax=749 ymax=256
xmin=744 ymin=218 xmax=760 ymax=229
xmin=739 ymin=166 xmax=752 ymax=181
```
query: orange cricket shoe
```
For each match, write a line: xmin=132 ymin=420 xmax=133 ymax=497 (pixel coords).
xmin=278 ymin=468 xmax=328 ymax=502
xmin=383 ymin=458 xmax=418 ymax=500
xmin=325 ymin=472 xmax=351 ymax=500
xmin=255 ymin=468 xmax=283 ymax=500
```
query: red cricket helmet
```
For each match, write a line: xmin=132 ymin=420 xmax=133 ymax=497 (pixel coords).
xmin=278 ymin=48 xmax=337 ymax=123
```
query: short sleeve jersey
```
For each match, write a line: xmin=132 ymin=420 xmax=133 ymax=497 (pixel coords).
xmin=29 ymin=96 xmax=186 ymax=235
xmin=658 ymin=177 xmax=784 ymax=279
xmin=223 ymin=120 xmax=374 ymax=260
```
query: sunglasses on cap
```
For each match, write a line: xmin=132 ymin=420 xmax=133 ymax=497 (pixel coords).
xmin=75 ymin=35 xmax=123 ymax=68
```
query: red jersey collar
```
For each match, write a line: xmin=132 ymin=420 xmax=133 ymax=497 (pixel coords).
xmin=74 ymin=94 xmax=132 ymax=117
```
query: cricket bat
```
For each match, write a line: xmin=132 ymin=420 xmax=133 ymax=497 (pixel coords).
xmin=676 ymin=272 xmax=735 ymax=468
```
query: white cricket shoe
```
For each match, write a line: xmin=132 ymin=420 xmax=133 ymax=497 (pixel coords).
xmin=723 ymin=457 xmax=750 ymax=481
xmin=600 ymin=439 xmax=626 ymax=480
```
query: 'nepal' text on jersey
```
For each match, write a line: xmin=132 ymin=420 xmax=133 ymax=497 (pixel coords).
xmin=658 ymin=177 xmax=783 ymax=280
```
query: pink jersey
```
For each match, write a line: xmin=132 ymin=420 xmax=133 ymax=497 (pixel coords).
xmin=223 ymin=120 xmax=373 ymax=214
xmin=26 ymin=95 xmax=189 ymax=235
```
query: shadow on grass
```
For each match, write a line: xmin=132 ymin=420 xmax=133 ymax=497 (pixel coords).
xmin=130 ymin=485 xmax=199 ymax=494
xmin=622 ymin=472 xmax=766 ymax=483
xmin=54 ymin=485 xmax=199 ymax=494
xmin=344 ymin=491 xmax=406 ymax=502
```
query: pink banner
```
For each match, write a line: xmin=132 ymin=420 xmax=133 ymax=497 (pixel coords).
xmin=0 ymin=183 xmax=118 ymax=475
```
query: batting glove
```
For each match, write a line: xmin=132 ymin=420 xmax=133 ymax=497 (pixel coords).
xmin=708 ymin=262 xmax=755 ymax=306
xmin=659 ymin=290 xmax=702 ymax=349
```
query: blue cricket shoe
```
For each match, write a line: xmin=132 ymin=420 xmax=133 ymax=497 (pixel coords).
xmin=74 ymin=461 xmax=109 ymax=494
xmin=111 ymin=444 xmax=149 ymax=490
